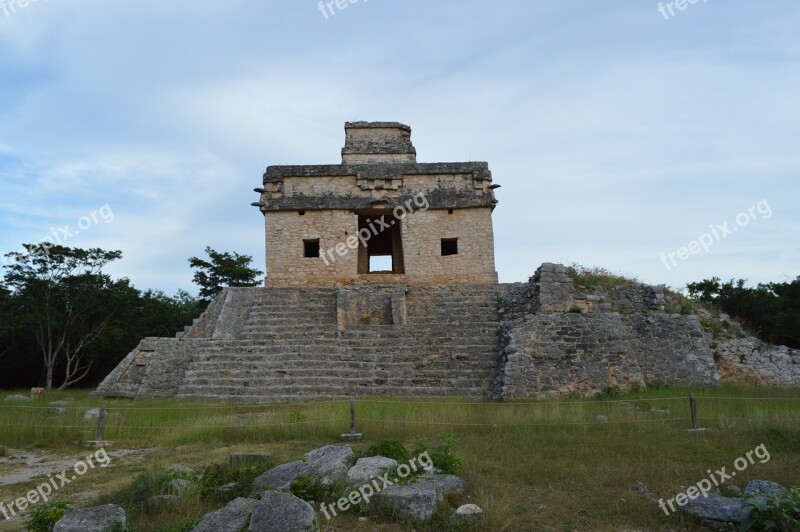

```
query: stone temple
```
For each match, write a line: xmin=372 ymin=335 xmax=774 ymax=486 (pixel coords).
xmin=95 ymin=122 xmax=799 ymax=401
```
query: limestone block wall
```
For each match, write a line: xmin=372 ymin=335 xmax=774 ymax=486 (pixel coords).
xmin=265 ymin=207 xmax=497 ymax=287
xmin=713 ymin=336 xmax=800 ymax=385
xmin=402 ymin=208 xmax=497 ymax=286
xmin=496 ymin=313 xmax=719 ymax=399
xmin=495 ymin=263 xmax=720 ymax=399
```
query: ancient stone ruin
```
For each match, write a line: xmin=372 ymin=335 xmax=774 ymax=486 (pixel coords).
xmin=95 ymin=122 xmax=800 ymax=401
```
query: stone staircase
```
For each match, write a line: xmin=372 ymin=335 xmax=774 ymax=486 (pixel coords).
xmin=153 ymin=285 xmax=505 ymax=402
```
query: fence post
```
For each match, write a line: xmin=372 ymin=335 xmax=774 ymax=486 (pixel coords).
xmin=689 ymin=393 xmax=698 ymax=430
xmin=350 ymin=399 xmax=356 ymax=434
xmin=340 ymin=398 xmax=363 ymax=441
xmin=95 ymin=406 xmax=108 ymax=442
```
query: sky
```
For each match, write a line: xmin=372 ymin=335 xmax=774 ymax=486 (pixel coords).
xmin=1 ymin=0 xmax=798 ymax=296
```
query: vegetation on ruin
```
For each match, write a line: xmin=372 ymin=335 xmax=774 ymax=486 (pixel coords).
xmin=1 ymin=384 xmax=799 ymax=531
xmin=565 ymin=263 xmax=638 ymax=291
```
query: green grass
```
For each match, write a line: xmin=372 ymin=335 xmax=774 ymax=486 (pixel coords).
xmin=565 ymin=263 xmax=638 ymax=291
xmin=1 ymin=385 xmax=799 ymax=531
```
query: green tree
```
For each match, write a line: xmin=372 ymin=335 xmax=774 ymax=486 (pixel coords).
xmin=687 ymin=276 xmax=800 ymax=348
xmin=3 ymin=245 xmax=123 ymax=389
xmin=188 ymin=247 xmax=263 ymax=301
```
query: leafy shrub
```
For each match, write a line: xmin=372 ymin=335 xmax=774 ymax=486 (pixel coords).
xmin=290 ymin=476 xmax=345 ymax=504
xmin=0 ymin=445 xmax=7 ymax=457
xmin=362 ymin=440 xmax=410 ymax=463
xmin=197 ymin=463 xmax=263 ymax=498
xmin=740 ymin=487 xmax=800 ymax=531
xmin=413 ymin=435 xmax=463 ymax=474
xmin=568 ymin=306 xmax=583 ymax=314
xmin=26 ymin=500 xmax=72 ymax=532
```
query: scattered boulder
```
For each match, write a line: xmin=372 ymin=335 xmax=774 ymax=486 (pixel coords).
xmin=248 ymin=491 xmax=318 ymax=531
xmin=683 ymin=492 xmax=750 ymax=523
xmin=682 ymin=480 xmax=787 ymax=524
xmin=596 ymin=414 xmax=608 ymax=422
xmin=4 ymin=394 xmax=31 ymax=403
xmin=375 ymin=481 xmax=438 ymax=521
xmin=253 ymin=460 xmax=310 ymax=492
xmin=230 ymin=452 xmax=273 ymax=468
xmin=450 ymin=503 xmax=484 ymax=525
xmin=346 ymin=456 xmax=398 ymax=486
xmin=193 ymin=497 xmax=253 ymax=532
xmin=303 ymin=445 xmax=355 ymax=484
xmin=744 ymin=479 xmax=786 ymax=498
xmin=253 ymin=445 xmax=355 ymax=491
xmin=30 ymin=387 xmax=45 ymax=399
xmin=40 ymin=407 xmax=66 ymax=416
xmin=53 ymin=504 xmax=126 ymax=532
xmin=425 ymin=474 xmax=467 ymax=501
xmin=49 ymin=398 xmax=74 ymax=406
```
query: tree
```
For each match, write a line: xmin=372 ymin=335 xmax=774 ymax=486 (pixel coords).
xmin=687 ymin=276 xmax=800 ymax=349
xmin=3 ymin=244 xmax=123 ymax=389
xmin=189 ymin=247 xmax=263 ymax=301
xmin=0 ymin=282 xmax=13 ymax=360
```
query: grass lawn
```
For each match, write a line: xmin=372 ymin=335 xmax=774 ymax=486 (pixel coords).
xmin=0 ymin=384 xmax=799 ymax=531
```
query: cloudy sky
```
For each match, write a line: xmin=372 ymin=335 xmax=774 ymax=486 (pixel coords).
xmin=1 ymin=0 xmax=798 ymax=295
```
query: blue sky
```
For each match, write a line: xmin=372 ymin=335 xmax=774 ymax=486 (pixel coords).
xmin=1 ymin=0 xmax=798 ymax=295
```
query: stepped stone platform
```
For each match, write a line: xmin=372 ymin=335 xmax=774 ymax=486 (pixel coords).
xmin=95 ymin=284 xmax=506 ymax=402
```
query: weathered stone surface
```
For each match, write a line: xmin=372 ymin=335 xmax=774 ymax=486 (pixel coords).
xmin=346 ymin=456 xmax=398 ymax=486
xmin=304 ymin=445 xmax=355 ymax=485
xmin=193 ymin=497 xmax=253 ymax=532
xmin=425 ymin=474 xmax=467 ymax=501
xmin=450 ymin=503 xmax=484 ymax=525
xmin=252 ymin=461 xmax=310 ymax=492
xmin=744 ymin=479 xmax=786 ymax=498
xmin=53 ymin=504 xmax=126 ymax=532
xmin=495 ymin=263 xmax=720 ymax=399
xmin=375 ymin=481 xmax=438 ymax=521
xmin=682 ymin=493 xmax=750 ymax=523
xmin=248 ymin=491 xmax=317 ymax=532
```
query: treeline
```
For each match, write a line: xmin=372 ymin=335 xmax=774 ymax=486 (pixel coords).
xmin=687 ymin=276 xmax=800 ymax=348
xmin=0 ymin=245 xmax=262 ymax=390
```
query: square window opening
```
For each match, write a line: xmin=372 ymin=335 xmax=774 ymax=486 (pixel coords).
xmin=441 ymin=238 xmax=458 ymax=256
xmin=304 ymin=239 xmax=320 ymax=258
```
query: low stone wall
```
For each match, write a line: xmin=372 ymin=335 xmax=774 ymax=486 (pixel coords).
xmin=495 ymin=263 xmax=720 ymax=399
xmin=495 ymin=312 xmax=718 ymax=399
xmin=714 ymin=337 xmax=800 ymax=385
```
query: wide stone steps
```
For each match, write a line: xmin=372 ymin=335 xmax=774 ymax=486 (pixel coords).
xmin=172 ymin=285 xmax=502 ymax=402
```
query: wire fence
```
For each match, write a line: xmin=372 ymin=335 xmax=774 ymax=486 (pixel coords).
xmin=1 ymin=394 xmax=799 ymax=434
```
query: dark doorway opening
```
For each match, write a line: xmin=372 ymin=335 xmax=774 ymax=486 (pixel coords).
xmin=357 ymin=213 xmax=405 ymax=274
